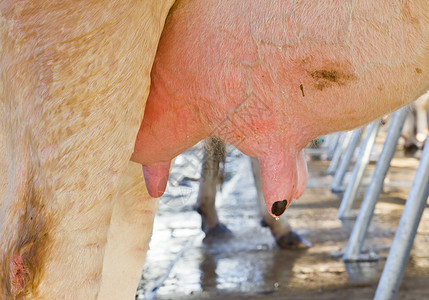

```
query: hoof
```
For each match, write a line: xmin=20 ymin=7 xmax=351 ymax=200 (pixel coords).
xmin=203 ymin=223 xmax=233 ymax=243
xmin=403 ymin=143 xmax=419 ymax=155
xmin=275 ymin=231 xmax=312 ymax=249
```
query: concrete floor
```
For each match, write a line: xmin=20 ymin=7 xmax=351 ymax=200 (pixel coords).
xmin=137 ymin=141 xmax=429 ymax=300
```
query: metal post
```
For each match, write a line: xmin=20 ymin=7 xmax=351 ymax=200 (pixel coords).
xmin=327 ymin=133 xmax=341 ymax=160
xmin=331 ymin=127 xmax=364 ymax=194
xmin=374 ymin=138 xmax=429 ymax=300
xmin=326 ymin=131 xmax=352 ymax=175
xmin=343 ymin=107 xmax=408 ymax=261
xmin=338 ymin=121 xmax=381 ymax=219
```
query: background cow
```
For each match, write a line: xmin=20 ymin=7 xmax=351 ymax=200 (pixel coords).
xmin=402 ymin=90 xmax=429 ymax=152
xmin=196 ymin=137 xmax=311 ymax=249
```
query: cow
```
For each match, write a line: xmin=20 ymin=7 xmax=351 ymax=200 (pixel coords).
xmin=196 ymin=137 xmax=311 ymax=249
xmin=2 ymin=0 xmax=429 ymax=299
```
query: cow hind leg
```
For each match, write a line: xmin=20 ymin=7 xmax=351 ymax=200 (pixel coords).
xmin=98 ymin=162 xmax=157 ymax=300
xmin=402 ymin=105 xmax=420 ymax=153
xmin=251 ymin=157 xmax=311 ymax=249
xmin=0 ymin=1 xmax=175 ymax=297
xmin=195 ymin=137 xmax=232 ymax=240
xmin=414 ymin=90 xmax=429 ymax=144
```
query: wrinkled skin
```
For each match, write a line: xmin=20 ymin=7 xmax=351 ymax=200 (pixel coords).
xmin=196 ymin=137 xmax=311 ymax=249
xmin=132 ymin=0 xmax=429 ymax=217
xmin=0 ymin=1 xmax=174 ymax=299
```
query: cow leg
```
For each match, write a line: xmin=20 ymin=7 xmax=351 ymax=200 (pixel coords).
xmin=414 ymin=91 xmax=429 ymax=145
xmin=195 ymin=137 xmax=232 ymax=238
xmin=250 ymin=157 xmax=311 ymax=249
xmin=99 ymin=162 xmax=157 ymax=299
xmin=402 ymin=106 xmax=419 ymax=152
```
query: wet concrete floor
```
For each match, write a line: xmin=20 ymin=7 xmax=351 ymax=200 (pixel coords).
xmin=137 ymin=141 xmax=429 ymax=300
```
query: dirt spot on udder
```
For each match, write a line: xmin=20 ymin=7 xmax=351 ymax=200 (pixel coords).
xmin=310 ymin=70 xmax=357 ymax=91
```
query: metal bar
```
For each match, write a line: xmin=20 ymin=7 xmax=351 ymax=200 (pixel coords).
xmin=326 ymin=131 xmax=352 ymax=175
xmin=338 ymin=121 xmax=381 ymax=219
xmin=374 ymin=138 xmax=429 ymax=300
xmin=343 ymin=107 xmax=408 ymax=261
xmin=331 ymin=127 xmax=364 ymax=194
xmin=327 ymin=133 xmax=341 ymax=160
